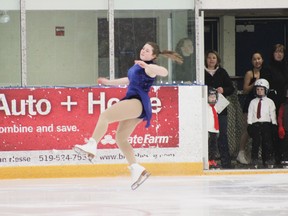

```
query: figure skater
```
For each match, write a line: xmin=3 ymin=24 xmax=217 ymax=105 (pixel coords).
xmin=74 ymin=42 xmax=183 ymax=190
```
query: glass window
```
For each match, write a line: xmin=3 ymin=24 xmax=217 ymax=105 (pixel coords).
xmin=171 ymin=10 xmax=196 ymax=84
xmin=1 ymin=8 xmax=196 ymax=86
xmin=0 ymin=10 xmax=21 ymax=86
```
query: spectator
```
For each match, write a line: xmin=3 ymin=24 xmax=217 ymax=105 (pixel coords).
xmin=207 ymin=87 xmax=220 ymax=169
xmin=277 ymin=84 xmax=288 ymax=168
xmin=205 ymin=50 xmax=235 ymax=169
xmin=237 ymin=51 xmax=265 ymax=165
xmin=173 ymin=38 xmax=195 ymax=83
xmin=247 ymin=79 xmax=277 ymax=169
xmin=266 ymin=44 xmax=288 ymax=166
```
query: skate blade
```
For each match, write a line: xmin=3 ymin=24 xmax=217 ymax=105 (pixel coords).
xmin=209 ymin=167 xmax=220 ymax=170
xmin=131 ymin=170 xmax=151 ymax=190
xmin=267 ymin=165 xmax=274 ymax=169
xmin=236 ymin=160 xmax=249 ymax=165
xmin=73 ymin=146 xmax=95 ymax=164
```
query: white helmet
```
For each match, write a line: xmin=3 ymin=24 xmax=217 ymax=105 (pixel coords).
xmin=208 ymin=87 xmax=218 ymax=104
xmin=254 ymin=78 xmax=269 ymax=96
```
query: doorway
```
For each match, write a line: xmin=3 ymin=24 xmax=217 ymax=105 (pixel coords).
xmin=98 ymin=18 xmax=157 ymax=78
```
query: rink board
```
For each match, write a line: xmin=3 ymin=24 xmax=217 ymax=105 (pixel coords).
xmin=0 ymin=163 xmax=202 ymax=179
xmin=1 ymin=163 xmax=288 ymax=179
xmin=0 ymin=85 xmax=206 ymax=179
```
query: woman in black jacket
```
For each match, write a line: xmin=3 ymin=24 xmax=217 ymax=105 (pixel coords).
xmin=205 ymin=50 xmax=235 ymax=169
xmin=266 ymin=44 xmax=288 ymax=166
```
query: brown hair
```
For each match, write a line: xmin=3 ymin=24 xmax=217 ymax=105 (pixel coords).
xmin=146 ymin=41 xmax=183 ymax=64
xmin=273 ymin=43 xmax=286 ymax=53
xmin=205 ymin=49 xmax=221 ymax=68
xmin=270 ymin=43 xmax=286 ymax=62
xmin=175 ymin=38 xmax=193 ymax=54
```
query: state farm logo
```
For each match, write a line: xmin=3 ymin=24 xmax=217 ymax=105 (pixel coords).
xmin=100 ymin=135 xmax=116 ymax=145
xmin=100 ymin=134 xmax=169 ymax=146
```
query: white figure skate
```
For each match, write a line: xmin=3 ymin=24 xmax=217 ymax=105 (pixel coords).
xmin=74 ymin=138 xmax=97 ymax=163
xmin=236 ymin=150 xmax=249 ymax=165
xmin=129 ymin=163 xmax=151 ymax=190
xmin=282 ymin=161 xmax=288 ymax=169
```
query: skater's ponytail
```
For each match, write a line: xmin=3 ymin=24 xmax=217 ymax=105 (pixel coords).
xmin=146 ymin=41 xmax=183 ymax=64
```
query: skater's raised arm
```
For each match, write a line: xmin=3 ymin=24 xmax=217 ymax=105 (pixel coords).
xmin=97 ymin=77 xmax=129 ymax=86
xmin=134 ymin=60 xmax=168 ymax=77
xmin=137 ymin=42 xmax=183 ymax=78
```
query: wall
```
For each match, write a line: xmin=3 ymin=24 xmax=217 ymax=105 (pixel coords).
xmin=0 ymin=85 xmax=206 ymax=178
xmin=27 ymin=11 xmax=98 ymax=86
xmin=219 ymin=16 xmax=235 ymax=76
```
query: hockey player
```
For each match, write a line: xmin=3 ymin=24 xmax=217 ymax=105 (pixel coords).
xmin=247 ymin=78 xmax=277 ymax=168
xmin=73 ymin=42 xmax=183 ymax=190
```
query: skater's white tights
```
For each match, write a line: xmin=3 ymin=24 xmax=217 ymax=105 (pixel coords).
xmin=91 ymin=99 xmax=143 ymax=165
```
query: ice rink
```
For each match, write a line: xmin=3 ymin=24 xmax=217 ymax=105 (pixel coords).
xmin=0 ymin=173 xmax=287 ymax=216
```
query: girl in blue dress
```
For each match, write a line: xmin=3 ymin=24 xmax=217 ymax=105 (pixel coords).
xmin=74 ymin=42 xmax=183 ymax=190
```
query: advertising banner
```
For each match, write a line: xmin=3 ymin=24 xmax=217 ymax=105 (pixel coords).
xmin=0 ymin=86 xmax=180 ymax=166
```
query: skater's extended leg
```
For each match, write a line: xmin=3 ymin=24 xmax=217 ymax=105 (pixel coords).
xmin=74 ymin=99 xmax=142 ymax=158
xmin=116 ymin=119 xmax=151 ymax=190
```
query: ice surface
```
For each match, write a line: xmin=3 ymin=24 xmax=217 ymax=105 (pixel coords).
xmin=0 ymin=174 xmax=287 ymax=215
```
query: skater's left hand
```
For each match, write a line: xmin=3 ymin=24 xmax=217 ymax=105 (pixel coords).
xmin=134 ymin=60 xmax=148 ymax=69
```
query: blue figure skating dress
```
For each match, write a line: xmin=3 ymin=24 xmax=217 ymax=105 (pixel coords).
xmin=122 ymin=61 xmax=156 ymax=127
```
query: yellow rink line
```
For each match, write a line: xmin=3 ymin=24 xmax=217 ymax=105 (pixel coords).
xmin=204 ymin=169 xmax=288 ymax=175
xmin=0 ymin=162 xmax=287 ymax=179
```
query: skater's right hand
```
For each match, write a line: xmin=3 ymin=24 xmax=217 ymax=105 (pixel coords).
xmin=97 ymin=77 xmax=109 ymax=85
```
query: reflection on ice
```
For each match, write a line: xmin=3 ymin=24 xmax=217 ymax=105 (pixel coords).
xmin=0 ymin=174 xmax=287 ymax=215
